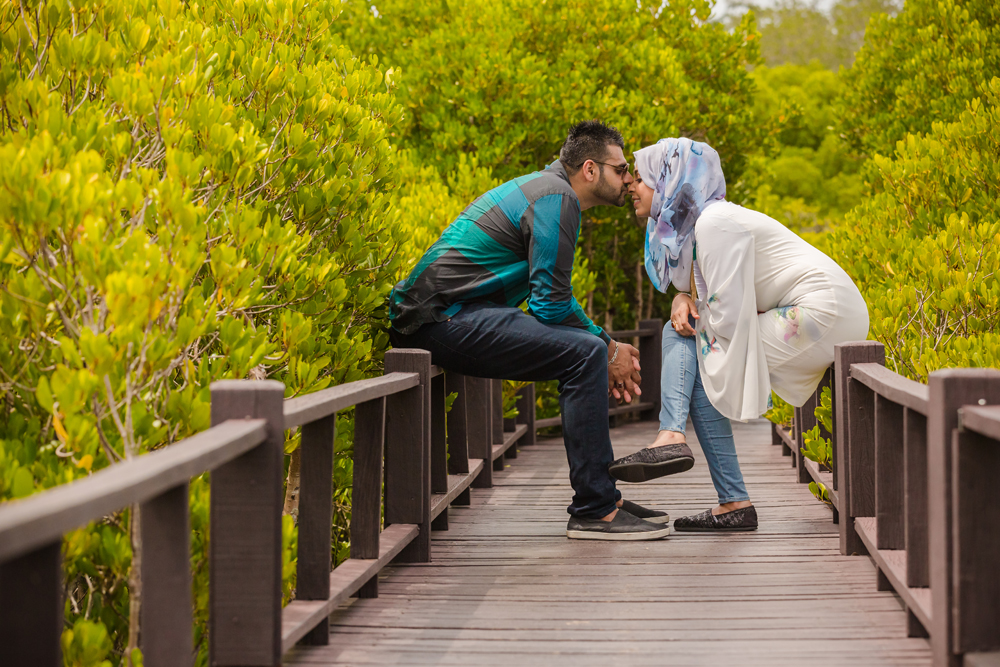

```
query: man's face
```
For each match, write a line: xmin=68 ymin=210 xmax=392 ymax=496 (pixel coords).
xmin=590 ymin=145 xmax=633 ymax=207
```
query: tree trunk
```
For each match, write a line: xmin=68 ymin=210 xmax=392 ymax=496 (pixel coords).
xmin=283 ymin=446 xmax=302 ymax=519
xmin=635 ymin=260 xmax=644 ymax=329
xmin=127 ymin=503 xmax=142 ymax=664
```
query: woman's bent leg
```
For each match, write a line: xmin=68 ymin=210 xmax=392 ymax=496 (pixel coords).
xmin=689 ymin=372 xmax=750 ymax=504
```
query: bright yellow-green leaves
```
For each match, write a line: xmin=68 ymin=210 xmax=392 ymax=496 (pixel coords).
xmin=821 ymin=80 xmax=1000 ymax=381
xmin=1 ymin=0 xmax=401 ymax=661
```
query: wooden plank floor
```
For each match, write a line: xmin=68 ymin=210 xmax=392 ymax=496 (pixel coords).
xmin=287 ymin=418 xmax=931 ymax=666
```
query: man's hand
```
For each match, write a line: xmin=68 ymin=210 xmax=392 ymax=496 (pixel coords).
xmin=671 ymin=293 xmax=699 ymax=337
xmin=608 ymin=341 xmax=642 ymax=404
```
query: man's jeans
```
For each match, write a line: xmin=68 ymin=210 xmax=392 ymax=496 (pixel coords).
xmin=389 ymin=304 xmax=621 ymax=519
xmin=660 ymin=322 xmax=750 ymax=504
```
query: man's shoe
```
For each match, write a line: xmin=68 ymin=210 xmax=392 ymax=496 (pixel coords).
xmin=620 ymin=499 xmax=670 ymax=524
xmin=566 ymin=509 xmax=671 ymax=541
xmin=673 ymin=505 xmax=758 ymax=532
xmin=609 ymin=443 xmax=696 ymax=483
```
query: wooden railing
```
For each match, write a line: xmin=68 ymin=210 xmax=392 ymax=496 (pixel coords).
xmin=772 ymin=341 xmax=1000 ymax=667
xmin=534 ymin=318 xmax=663 ymax=430
xmin=0 ymin=320 xmax=663 ymax=666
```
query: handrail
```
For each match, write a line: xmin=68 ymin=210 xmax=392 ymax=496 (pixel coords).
xmin=0 ymin=418 xmax=267 ymax=561
xmin=773 ymin=342 xmax=1000 ymax=665
xmin=959 ymin=404 xmax=1000 ymax=440
xmin=283 ymin=372 xmax=420 ymax=429
xmin=607 ymin=327 xmax=658 ymax=339
xmin=850 ymin=362 xmax=929 ymax=415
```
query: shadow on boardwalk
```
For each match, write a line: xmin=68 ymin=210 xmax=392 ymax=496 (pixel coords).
xmin=287 ymin=419 xmax=931 ymax=666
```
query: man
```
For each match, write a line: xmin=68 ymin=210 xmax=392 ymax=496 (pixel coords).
xmin=389 ymin=121 xmax=670 ymax=540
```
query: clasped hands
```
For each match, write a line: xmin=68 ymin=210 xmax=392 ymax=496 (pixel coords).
xmin=608 ymin=340 xmax=642 ymax=404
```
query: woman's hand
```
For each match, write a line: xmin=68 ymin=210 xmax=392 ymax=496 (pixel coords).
xmin=671 ymin=293 xmax=699 ymax=337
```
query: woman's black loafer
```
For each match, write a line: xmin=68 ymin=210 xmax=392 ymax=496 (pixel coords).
xmin=609 ymin=444 xmax=695 ymax=483
xmin=673 ymin=505 xmax=758 ymax=532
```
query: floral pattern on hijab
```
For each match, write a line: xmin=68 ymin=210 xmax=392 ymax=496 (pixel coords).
xmin=634 ymin=138 xmax=727 ymax=293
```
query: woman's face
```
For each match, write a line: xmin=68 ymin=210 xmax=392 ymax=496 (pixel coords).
xmin=628 ymin=167 xmax=654 ymax=218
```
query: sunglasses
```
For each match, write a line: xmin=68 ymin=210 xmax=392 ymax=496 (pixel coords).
xmin=578 ymin=160 xmax=631 ymax=178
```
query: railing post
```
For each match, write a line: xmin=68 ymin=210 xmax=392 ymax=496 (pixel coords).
xmin=209 ymin=379 xmax=286 ymax=667
xmin=446 ymin=373 xmax=472 ymax=506
xmin=516 ymin=383 xmax=536 ymax=448
xmin=384 ymin=349 xmax=432 ymax=563
xmin=0 ymin=541 xmax=62 ymax=667
xmin=794 ymin=398 xmax=816 ymax=482
xmin=927 ymin=369 xmax=1000 ymax=667
xmin=467 ymin=377 xmax=493 ymax=488
xmin=140 ymin=483 xmax=194 ymax=664
xmin=874 ymin=395 xmax=904 ymax=550
xmin=492 ymin=379 xmax=506 ymax=470
xmin=639 ymin=319 xmax=662 ymax=421
xmin=834 ymin=341 xmax=884 ymax=557
xmin=953 ymin=406 xmax=1000 ymax=659
xmin=904 ymin=407 xmax=929 ymax=591
xmin=296 ymin=413 xmax=335 ymax=643
xmin=430 ymin=372 xmax=450 ymax=530
xmin=352 ymin=397 xmax=385 ymax=597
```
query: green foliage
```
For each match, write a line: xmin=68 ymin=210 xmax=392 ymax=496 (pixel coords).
xmin=763 ymin=392 xmax=794 ymax=428
xmin=840 ymin=0 xmax=1000 ymax=155
xmin=722 ymin=0 xmax=900 ymax=70
xmin=340 ymin=0 xmax=761 ymax=332
xmin=739 ymin=63 xmax=863 ymax=234
xmin=0 ymin=0 xmax=399 ymax=662
xmin=808 ymin=480 xmax=833 ymax=506
xmin=821 ymin=83 xmax=1000 ymax=380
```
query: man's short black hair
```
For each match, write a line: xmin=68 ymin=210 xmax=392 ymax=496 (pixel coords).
xmin=559 ymin=120 xmax=625 ymax=176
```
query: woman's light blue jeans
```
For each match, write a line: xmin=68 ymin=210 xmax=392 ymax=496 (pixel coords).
xmin=661 ymin=322 xmax=750 ymax=504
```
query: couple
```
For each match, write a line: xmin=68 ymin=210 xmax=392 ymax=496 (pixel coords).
xmin=388 ymin=121 xmax=869 ymax=541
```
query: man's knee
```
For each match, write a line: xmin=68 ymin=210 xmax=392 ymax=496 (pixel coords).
xmin=562 ymin=334 xmax=607 ymax=375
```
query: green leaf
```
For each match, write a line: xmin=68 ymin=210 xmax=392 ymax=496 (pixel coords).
xmin=11 ymin=467 xmax=35 ymax=498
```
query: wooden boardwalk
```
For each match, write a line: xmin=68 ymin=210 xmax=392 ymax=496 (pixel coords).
xmin=287 ymin=418 xmax=932 ymax=666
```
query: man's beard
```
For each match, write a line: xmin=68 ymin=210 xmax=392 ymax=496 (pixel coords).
xmin=594 ymin=170 xmax=628 ymax=207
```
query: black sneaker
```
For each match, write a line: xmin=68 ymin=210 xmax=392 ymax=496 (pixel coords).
xmin=673 ymin=506 xmax=758 ymax=532
xmin=609 ymin=443 xmax=696 ymax=483
xmin=566 ymin=508 xmax=671 ymax=541
xmin=620 ymin=499 xmax=670 ymax=524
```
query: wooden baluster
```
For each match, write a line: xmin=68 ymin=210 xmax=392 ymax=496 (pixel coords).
xmin=431 ymin=373 xmax=450 ymax=530
xmin=467 ymin=377 xmax=493 ymax=488
xmin=771 ymin=421 xmax=782 ymax=447
xmin=353 ymin=397 xmax=385 ymax=598
xmin=833 ymin=341 xmax=884 ymax=557
xmin=492 ymin=379 xmax=506 ymax=470
xmin=141 ymin=484 xmax=195 ymax=664
xmin=795 ymin=396 xmax=817 ymax=482
xmin=430 ymin=373 xmax=449 ymax=494
xmin=0 ymin=541 xmax=62 ymax=667
xmin=638 ymin=319 xmax=663 ymax=422
xmin=446 ymin=373 xmax=472 ymax=506
xmin=296 ymin=414 xmax=335 ymax=643
xmin=516 ymin=383 xmax=536 ymax=448
xmin=384 ymin=349 xmax=431 ymax=563
xmin=209 ymin=380 xmax=285 ymax=667
xmin=816 ymin=367 xmax=837 ymax=522
xmin=953 ymin=407 xmax=1000 ymax=658
xmin=903 ymin=408 xmax=929 ymax=593
xmin=874 ymin=395 xmax=905 ymax=550
xmin=927 ymin=369 xmax=1000 ymax=667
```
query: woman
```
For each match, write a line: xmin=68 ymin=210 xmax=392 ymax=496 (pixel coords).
xmin=608 ymin=138 xmax=869 ymax=531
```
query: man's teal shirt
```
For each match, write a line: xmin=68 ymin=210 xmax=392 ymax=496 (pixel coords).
xmin=389 ymin=160 xmax=611 ymax=344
